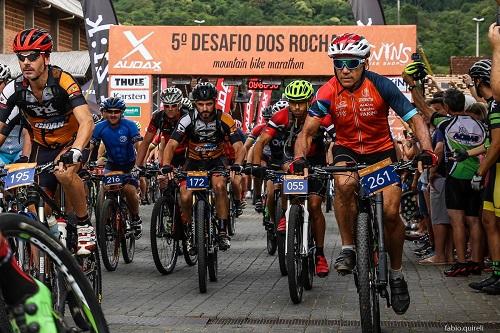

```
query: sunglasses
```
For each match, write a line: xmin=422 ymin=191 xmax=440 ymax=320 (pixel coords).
xmin=16 ymin=52 xmax=44 ymax=62
xmin=104 ymin=109 xmax=122 ymax=115
xmin=333 ymin=58 xmax=365 ymax=70
xmin=163 ymin=103 xmax=179 ymax=109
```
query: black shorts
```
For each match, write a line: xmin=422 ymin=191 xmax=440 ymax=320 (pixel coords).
xmin=308 ymin=176 xmax=327 ymax=197
xmin=30 ymin=142 xmax=67 ymax=194
xmin=482 ymin=163 xmax=500 ymax=217
xmin=104 ymin=161 xmax=139 ymax=188
xmin=333 ymin=145 xmax=397 ymax=165
xmin=445 ymin=176 xmax=481 ymax=217
xmin=184 ymin=158 xmax=226 ymax=171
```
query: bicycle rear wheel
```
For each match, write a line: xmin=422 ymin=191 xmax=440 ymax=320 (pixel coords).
xmin=0 ymin=213 xmax=109 ymax=333
xmin=228 ymin=188 xmax=236 ymax=236
xmin=98 ymin=199 xmax=120 ymax=271
xmin=195 ymin=200 xmax=208 ymax=293
xmin=120 ymin=203 xmax=135 ymax=264
xmin=275 ymin=193 xmax=287 ymax=276
xmin=303 ymin=223 xmax=314 ymax=291
xmin=150 ymin=196 xmax=178 ymax=274
xmin=183 ymin=220 xmax=198 ymax=266
xmin=286 ymin=204 xmax=304 ymax=304
xmin=356 ymin=212 xmax=380 ymax=333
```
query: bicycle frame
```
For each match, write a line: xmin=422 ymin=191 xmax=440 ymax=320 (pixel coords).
xmin=284 ymin=197 xmax=309 ymax=257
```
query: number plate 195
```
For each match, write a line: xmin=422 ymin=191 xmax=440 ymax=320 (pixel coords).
xmin=283 ymin=176 xmax=308 ymax=195
xmin=4 ymin=168 xmax=35 ymax=190
xmin=186 ymin=172 xmax=209 ymax=190
xmin=360 ymin=165 xmax=400 ymax=195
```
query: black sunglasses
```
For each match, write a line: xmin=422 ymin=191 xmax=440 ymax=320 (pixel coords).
xmin=16 ymin=52 xmax=44 ymax=62
xmin=333 ymin=58 xmax=365 ymax=70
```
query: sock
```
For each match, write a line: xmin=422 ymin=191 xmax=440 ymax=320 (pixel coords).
xmin=493 ymin=261 xmax=500 ymax=277
xmin=218 ymin=219 xmax=228 ymax=233
xmin=342 ymin=245 xmax=355 ymax=251
xmin=316 ymin=247 xmax=324 ymax=257
xmin=389 ymin=267 xmax=404 ymax=281
xmin=77 ymin=214 xmax=90 ymax=226
xmin=0 ymin=241 xmax=37 ymax=305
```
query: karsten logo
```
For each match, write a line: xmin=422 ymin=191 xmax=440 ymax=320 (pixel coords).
xmin=114 ymin=31 xmax=162 ymax=71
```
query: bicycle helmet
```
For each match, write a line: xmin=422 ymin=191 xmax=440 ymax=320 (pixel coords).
xmin=261 ymin=105 xmax=273 ymax=119
xmin=284 ymin=80 xmax=314 ymax=102
xmin=181 ymin=97 xmax=193 ymax=110
xmin=0 ymin=64 xmax=11 ymax=82
xmin=192 ymin=82 xmax=217 ymax=101
xmin=13 ymin=28 xmax=53 ymax=53
xmin=100 ymin=96 xmax=126 ymax=111
xmin=160 ymin=87 xmax=183 ymax=105
xmin=404 ymin=61 xmax=428 ymax=81
xmin=469 ymin=59 xmax=491 ymax=86
xmin=235 ymin=119 xmax=242 ymax=129
xmin=135 ymin=121 xmax=142 ymax=131
xmin=271 ymin=100 xmax=289 ymax=113
xmin=91 ymin=113 xmax=102 ymax=124
xmin=328 ymin=33 xmax=371 ymax=59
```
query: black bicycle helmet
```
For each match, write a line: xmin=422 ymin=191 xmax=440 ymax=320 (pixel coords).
xmin=192 ymin=82 xmax=217 ymax=101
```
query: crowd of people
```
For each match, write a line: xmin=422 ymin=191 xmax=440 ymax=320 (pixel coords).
xmin=0 ymin=22 xmax=499 ymax=331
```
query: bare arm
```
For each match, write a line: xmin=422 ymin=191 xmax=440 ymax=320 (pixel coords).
xmin=136 ymin=131 xmax=155 ymax=166
xmin=162 ymin=138 xmax=180 ymax=166
xmin=246 ymin=145 xmax=255 ymax=164
xmin=477 ymin=128 xmax=500 ymax=177
xmin=71 ymin=104 xmax=94 ymax=151
xmin=489 ymin=23 xmax=500 ymax=101
xmin=252 ymin=132 xmax=273 ymax=165
xmin=326 ymin=141 xmax=334 ymax=165
xmin=158 ymin=137 xmax=166 ymax=165
xmin=407 ymin=114 xmax=433 ymax=151
xmin=402 ymin=73 xmax=435 ymax=121
xmin=294 ymin=115 xmax=322 ymax=159
xmin=232 ymin=141 xmax=245 ymax=165
xmin=21 ymin=128 xmax=31 ymax=157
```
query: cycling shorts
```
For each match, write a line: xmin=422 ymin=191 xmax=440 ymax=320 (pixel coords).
xmin=482 ymin=163 xmax=500 ymax=217
xmin=445 ymin=176 xmax=481 ymax=217
xmin=184 ymin=157 xmax=227 ymax=172
xmin=332 ymin=145 xmax=397 ymax=165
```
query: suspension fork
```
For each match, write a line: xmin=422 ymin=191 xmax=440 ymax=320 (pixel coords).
xmin=374 ymin=192 xmax=388 ymax=287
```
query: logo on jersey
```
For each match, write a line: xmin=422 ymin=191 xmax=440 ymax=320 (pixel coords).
xmin=119 ymin=135 xmax=127 ymax=143
xmin=34 ymin=120 xmax=64 ymax=130
xmin=359 ymin=88 xmax=374 ymax=103
xmin=194 ymin=143 xmax=217 ymax=152
xmin=451 ymin=126 xmax=483 ymax=145
xmin=113 ymin=31 xmax=162 ymax=72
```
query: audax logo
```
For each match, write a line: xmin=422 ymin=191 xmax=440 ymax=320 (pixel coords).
xmin=114 ymin=31 xmax=162 ymax=71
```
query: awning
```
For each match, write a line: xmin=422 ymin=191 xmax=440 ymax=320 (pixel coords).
xmin=42 ymin=0 xmax=83 ymax=18
xmin=0 ymin=51 xmax=91 ymax=79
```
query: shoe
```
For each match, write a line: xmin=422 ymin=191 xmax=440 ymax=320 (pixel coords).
xmin=234 ymin=201 xmax=243 ymax=217
xmin=333 ymin=248 xmax=356 ymax=274
xmin=254 ymin=199 xmax=263 ymax=213
xmin=76 ymin=224 xmax=96 ymax=256
xmin=277 ymin=216 xmax=286 ymax=233
xmin=218 ymin=233 xmax=231 ymax=251
xmin=413 ymin=242 xmax=431 ymax=253
xmin=482 ymin=277 xmax=500 ymax=295
xmin=467 ymin=261 xmax=482 ymax=276
xmin=390 ymin=277 xmax=410 ymax=315
xmin=469 ymin=274 xmax=500 ymax=291
xmin=131 ymin=218 xmax=143 ymax=239
xmin=316 ymin=255 xmax=329 ymax=278
xmin=10 ymin=279 xmax=58 ymax=333
xmin=444 ymin=262 xmax=469 ymax=277
xmin=240 ymin=200 xmax=247 ymax=209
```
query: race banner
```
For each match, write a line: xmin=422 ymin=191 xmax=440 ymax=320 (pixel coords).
xmin=243 ymin=90 xmax=255 ymax=133
xmin=81 ymin=0 xmax=119 ymax=103
xmin=349 ymin=0 xmax=386 ymax=26
xmin=257 ymin=90 xmax=272 ymax=124
xmin=215 ymin=78 xmax=235 ymax=114
xmin=109 ymin=25 xmax=416 ymax=76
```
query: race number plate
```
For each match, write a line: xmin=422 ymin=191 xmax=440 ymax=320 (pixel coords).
xmin=186 ymin=171 xmax=209 ymax=190
xmin=103 ymin=174 xmax=125 ymax=186
xmin=359 ymin=158 xmax=400 ymax=195
xmin=283 ymin=175 xmax=308 ymax=195
xmin=4 ymin=166 xmax=35 ymax=190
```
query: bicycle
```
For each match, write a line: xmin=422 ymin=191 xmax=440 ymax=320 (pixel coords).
xmin=320 ymin=159 xmax=414 ymax=333
xmin=80 ymin=162 xmax=104 ymax=221
xmin=144 ymin=162 xmax=161 ymax=205
xmin=0 ymin=213 xmax=109 ymax=333
xmin=98 ymin=171 xmax=136 ymax=271
xmin=149 ymin=168 xmax=197 ymax=275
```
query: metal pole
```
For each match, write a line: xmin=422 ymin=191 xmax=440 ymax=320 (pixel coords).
xmin=476 ymin=21 xmax=480 ymax=57
xmin=397 ymin=0 xmax=400 ymax=25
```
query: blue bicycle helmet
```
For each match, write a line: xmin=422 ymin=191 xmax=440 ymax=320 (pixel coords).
xmin=100 ymin=96 xmax=126 ymax=111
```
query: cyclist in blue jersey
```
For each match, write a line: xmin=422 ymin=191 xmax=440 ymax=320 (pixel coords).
xmin=90 ymin=97 xmax=144 ymax=238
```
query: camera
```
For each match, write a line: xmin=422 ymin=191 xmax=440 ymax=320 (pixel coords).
xmin=411 ymin=52 xmax=421 ymax=62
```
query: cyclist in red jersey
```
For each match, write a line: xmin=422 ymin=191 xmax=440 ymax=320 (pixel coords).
xmin=295 ymin=33 xmax=436 ymax=315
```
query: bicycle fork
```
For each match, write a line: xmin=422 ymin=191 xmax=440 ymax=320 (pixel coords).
xmin=284 ymin=200 xmax=309 ymax=256
xmin=374 ymin=192 xmax=390 ymax=307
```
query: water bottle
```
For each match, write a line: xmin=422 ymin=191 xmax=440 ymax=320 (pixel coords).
xmin=56 ymin=217 xmax=67 ymax=247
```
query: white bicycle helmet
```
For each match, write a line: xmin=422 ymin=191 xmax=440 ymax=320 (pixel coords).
xmin=328 ymin=33 xmax=371 ymax=59
xmin=271 ymin=100 xmax=289 ymax=113
xmin=160 ymin=87 xmax=183 ymax=105
xmin=0 ymin=64 xmax=11 ymax=82
xmin=181 ymin=97 xmax=193 ymax=110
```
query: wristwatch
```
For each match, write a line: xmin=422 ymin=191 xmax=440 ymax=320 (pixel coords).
xmin=408 ymin=85 xmax=417 ymax=91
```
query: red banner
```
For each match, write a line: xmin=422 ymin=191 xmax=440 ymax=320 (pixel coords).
xmin=257 ymin=90 xmax=272 ymax=124
xmin=216 ymin=78 xmax=235 ymax=113
xmin=243 ymin=90 xmax=255 ymax=133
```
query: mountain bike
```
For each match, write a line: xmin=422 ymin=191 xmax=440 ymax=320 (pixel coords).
xmin=320 ymin=159 xmax=414 ymax=333
xmin=0 ymin=213 xmax=109 ymax=333
xmin=98 ymin=171 xmax=136 ymax=271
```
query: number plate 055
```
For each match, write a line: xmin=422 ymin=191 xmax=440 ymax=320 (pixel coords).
xmin=360 ymin=165 xmax=400 ymax=195
xmin=283 ymin=176 xmax=308 ymax=195
xmin=4 ymin=167 xmax=35 ymax=190
xmin=186 ymin=171 xmax=209 ymax=190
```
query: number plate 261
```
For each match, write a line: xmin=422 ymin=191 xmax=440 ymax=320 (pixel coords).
xmin=283 ymin=176 xmax=308 ymax=195
xmin=360 ymin=165 xmax=400 ymax=195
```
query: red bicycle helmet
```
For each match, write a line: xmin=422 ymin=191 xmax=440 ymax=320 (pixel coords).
xmin=328 ymin=33 xmax=371 ymax=59
xmin=13 ymin=28 xmax=53 ymax=53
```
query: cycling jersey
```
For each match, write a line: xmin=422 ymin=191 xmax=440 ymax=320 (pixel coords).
xmin=0 ymin=65 xmax=86 ymax=148
xmin=146 ymin=110 xmax=187 ymax=157
xmin=483 ymin=98 xmax=500 ymax=216
xmin=249 ymin=123 xmax=266 ymax=141
xmin=431 ymin=113 xmax=487 ymax=180
xmin=171 ymin=109 xmax=241 ymax=160
xmin=224 ymin=128 xmax=246 ymax=162
xmin=91 ymin=119 xmax=142 ymax=165
xmin=264 ymin=108 xmax=335 ymax=164
xmin=0 ymin=124 xmax=23 ymax=155
xmin=309 ymin=71 xmax=417 ymax=155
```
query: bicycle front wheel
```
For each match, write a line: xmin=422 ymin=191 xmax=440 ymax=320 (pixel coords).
xmin=195 ymin=200 xmax=208 ymax=293
xmin=286 ymin=204 xmax=304 ymax=304
xmin=356 ymin=212 xmax=380 ymax=333
xmin=98 ymin=199 xmax=120 ymax=271
xmin=0 ymin=213 xmax=109 ymax=333
xmin=150 ymin=196 xmax=178 ymax=274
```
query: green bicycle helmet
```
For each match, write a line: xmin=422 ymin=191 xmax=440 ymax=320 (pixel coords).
xmin=284 ymin=80 xmax=314 ymax=102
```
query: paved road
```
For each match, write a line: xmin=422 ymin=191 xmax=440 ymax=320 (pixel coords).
xmin=100 ymin=202 xmax=500 ymax=333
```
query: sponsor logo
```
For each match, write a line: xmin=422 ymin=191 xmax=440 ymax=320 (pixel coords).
xmin=119 ymin=135 xmax=127 ymax=143
xmin=34 ymin=121 xmax=64 ymax=130
xmin=27 ymin=105 xmax=59 ymax=117
xmin=113 ymin=31 xmax=162 ymax=71
xmin=370 ymin=42 xmax=413 ymax=66
xmin=451 ymin=126 xmax=482 ymax=145
xmin=195 ymin=143 xmax=218 ymax=152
